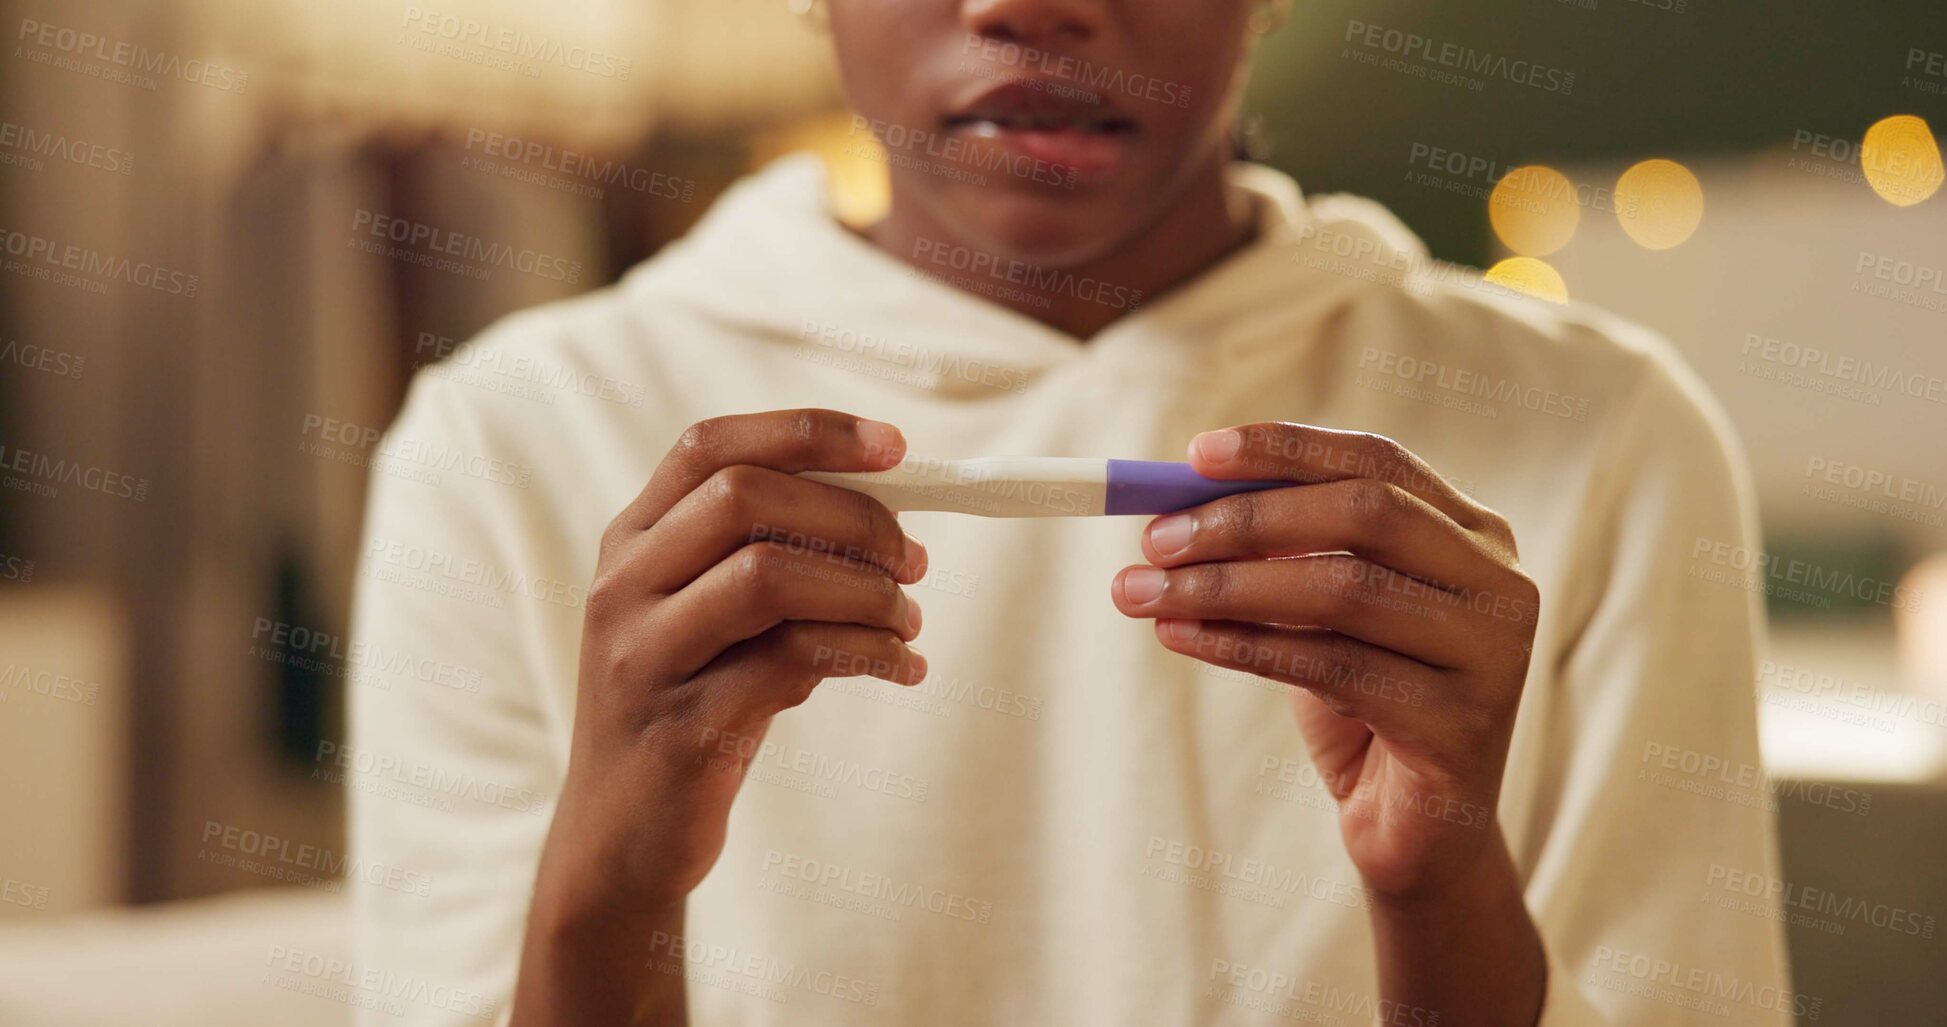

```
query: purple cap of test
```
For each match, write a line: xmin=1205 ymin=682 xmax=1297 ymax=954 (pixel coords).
xmin=1103 ymin=460 xmax=1290 ymax=516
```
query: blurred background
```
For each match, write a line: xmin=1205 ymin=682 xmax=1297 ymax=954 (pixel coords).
xmin=0 ymin=0 xmax=1942 ymax=1023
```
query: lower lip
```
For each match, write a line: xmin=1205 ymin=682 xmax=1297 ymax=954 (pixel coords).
xmin=948 ymin=124 xmax=1131 ymax=183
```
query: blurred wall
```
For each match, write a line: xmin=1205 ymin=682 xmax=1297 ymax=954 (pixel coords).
xmin=1245 ymin=0 xmax=1945 ymax=266
xmin=0 ymin=0 xmax=829 ymax=904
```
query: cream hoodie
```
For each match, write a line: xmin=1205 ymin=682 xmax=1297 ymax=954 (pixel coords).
xmin=348 ymin=155 xmax=1794 ymax=1026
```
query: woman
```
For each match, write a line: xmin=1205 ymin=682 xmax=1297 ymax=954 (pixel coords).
xmin=349 ymin=1 xmax=1792 ymax=1024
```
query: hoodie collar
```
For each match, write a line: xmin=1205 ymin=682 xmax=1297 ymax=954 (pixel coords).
xmin=638 ymin=153 xmax=1417 ymax=395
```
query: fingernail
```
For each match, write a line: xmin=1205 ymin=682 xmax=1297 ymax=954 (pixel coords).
xmin=1192 ymin=429 xmax=1242 ymax=464
xmin=1121 ymin=567 xmax=1167 ymax=605
xmin=1147 ymin=514 xmax=1194 ymax=557
xmin=901 ymin=534 xmax=928 ymax=581
xmin=856 ymin=419 xmax=905 ymax=467
xmin=904 ymin=647 xmax=928 ymax=683
xmin=1163 ymin=619 xmax=1201 ymax=644
xmin=904 ymin=595 xmax=924 ymax=636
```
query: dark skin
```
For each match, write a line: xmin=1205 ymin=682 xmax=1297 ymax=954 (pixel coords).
xmin=512 ymin=2 xmax=1546 ymax=1025
xmin=835 ymin=0 xmax=1261 ymax=338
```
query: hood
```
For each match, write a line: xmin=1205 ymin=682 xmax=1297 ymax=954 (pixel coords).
xmin=630 ymin=153 xmax=1433 ymax=397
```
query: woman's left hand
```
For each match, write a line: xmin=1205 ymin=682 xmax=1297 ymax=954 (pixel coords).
xmin=1111 ymin=422 xmax=1541 ymax=903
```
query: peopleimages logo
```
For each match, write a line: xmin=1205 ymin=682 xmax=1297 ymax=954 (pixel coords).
xmin=0 ymin=338 xmax=85 ymax=380
xmin=0 ymin=443 xmax=150 ymax=501
xmin=0 ymin=878 xmax=50 ymax=911
xmin=314 ymin=740 xmax=547 ymax=815
xmin=201 ymin=821 xmax=434 ymax=897
xmin=0 ymin=552 xmax=34 ymax=583
xmin=15 ymin=18 xmax=250 ymax=93
xmin=699 ymin=728 xmax=930 ymax=802
xmin=1705 ymin=863 xmax=1937 ymax=939
xmin=415 ymin=331 xmax=648 ymax=407
xmin=759 ymin=849 xmax=995 ymax=924
xmin=853 ymin=116 xmax=1078 ymax=189
xmin=1855 ymin=251 xmax=1947 ymax=294
xmin=0 ymin=121 xmax=134 ymax=174
xmin=1852 ymin=250 xmax=1947 ymax=314
xmin=461 ymin=129 xmax=694 ymax=202
xmin=1804 ymin=455 xmax=1947 ymax=510
xmin=349 ymin=209 xmax=583 ymax=284
xmin=1588 ymin=947 xmax=1821 ymax=1019
xmin=910 ymin=237 xmax=1142 ymax=312
xmin=1689 ymin=536 xmax=1925 ymax=611
xmin=1141 ymin=835 xmax=1372 ymax=911
xmin=364 ymin=536 xmax=588 ymax=610
xmin=250 ymin=616 xmax=484 ymax=694
xmin=1343 ymin=19 xmax=1576 ymax=95
xmin=794 ymin=327 xmax=1018 ymax=396
xmin=1761 ymin=658 xmax=1947 ymax=730
xmin=644 ymin=931 xmax=881 ymax=1006
xmin=1739 ymin=331 xmax=1947 ymax=406
xmin=959 ymin=35 xmax=1193 ymax=108
xmin=1358 ymin=345 xmax=1593 ymax=421
xmin=1640 ymin=739 xmax=1873 ymax=815
xmin=1206 ymin=960 xmax=1439 ymax=1027
xmin=399 ymin=8 xmax=632 ymax=80
xmin=0 ymin=227 xmax=198 ymax=295
xmin=299 ymin=413 xmax=535 ymax=489
xmin=263 ymin=944 xmax=496 ymax=1020
xmin=1904 ymin=48 xmax=1946 ymax=94
xmin=0 ymin=662 xmax=102 ymax=706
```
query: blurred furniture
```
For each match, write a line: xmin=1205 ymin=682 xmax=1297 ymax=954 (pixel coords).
xmin=0 ymin=889 xmax=347 ymax=1027
xmin=0 ymin=587 xmax=127 ymax=918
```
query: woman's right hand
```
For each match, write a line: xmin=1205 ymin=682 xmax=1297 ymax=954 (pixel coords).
xmin=544 ymin=409 xmax=927 ymax=913
xmin=520 ymin=409 xmax=927 ymax=982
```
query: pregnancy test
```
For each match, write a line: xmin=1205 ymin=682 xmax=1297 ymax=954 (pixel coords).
xmin=801 ymin=457 xmax=1289 ymax=517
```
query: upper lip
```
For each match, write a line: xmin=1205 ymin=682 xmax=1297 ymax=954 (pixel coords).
xmin=942 ymin=79 xmax=1138 ymax=133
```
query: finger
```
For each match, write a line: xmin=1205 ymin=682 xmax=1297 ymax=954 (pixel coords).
xmin=648 ymin=542 xmax=922 ymax=680
xmin=1141 ymin=477 xmax=1525 ymax=597
xmin=612 ymin=465 xmax=925 ymax=596
xmin=1112 ymin=554 xmax=1491 ymax=668
xmin=610 ymin=410 xmax=905 ymax=541
xmin=1185 ymin=422 xmax=1500 ymax=537
xmin=1154 ymin=619 xmax=1442 ymax=739
xmin=708 ymin=622 xmax=928 ymax=719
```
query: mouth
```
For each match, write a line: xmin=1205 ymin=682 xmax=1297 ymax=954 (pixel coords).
xmin=941 ymin=81 xmax=1138 ymax=181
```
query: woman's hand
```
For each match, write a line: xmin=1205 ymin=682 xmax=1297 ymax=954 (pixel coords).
xmin=513 ymin=409 xmax=927 ymax=1026
xmin=1111 ymin=422 xmax=1548 ymax=1026
xmin=1112 ymin=422 xmax=1538 ymax=898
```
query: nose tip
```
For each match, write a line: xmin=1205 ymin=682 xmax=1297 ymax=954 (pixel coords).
xmin=961 ymin=0 xmax=1103 ymax=46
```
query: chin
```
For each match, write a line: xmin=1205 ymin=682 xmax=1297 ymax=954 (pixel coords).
xmin=942 ymin=185 xmax=1141 ymax=270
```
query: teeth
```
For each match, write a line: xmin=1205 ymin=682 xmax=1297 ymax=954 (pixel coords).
xmin=954 ymin=115 xmax=1129 ymax=135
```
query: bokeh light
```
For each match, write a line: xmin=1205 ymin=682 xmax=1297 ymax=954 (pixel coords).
xmin=753 ymin=112 xmax=892 ymax=226
xmin=1483 ymin=257 xmax=1569 ymax=303
xmin=1488 ymin=165 xmax=1581 ymax=257
xmin=1860 ymin=114 xmax=1945 ymax=208
xmin=1614 ymin=159 xmax=1704 ymax=250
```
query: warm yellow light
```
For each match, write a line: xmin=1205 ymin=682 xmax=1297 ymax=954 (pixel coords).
xmin=1614 ymin=159 xmax=1704 ymax=250
xmin=821 ymin=146 xmax=894 ymax=228
xmin=749 ymin=110 xmax=892 ymax=227
xmin=1860 ymin=115 xmax=1945 ymax=208
xmin=1483 ymin=257 xmax=1569 ymax=304
xmin=1488 ymin=165 xmax=1581 ymax=257
xmin=1898 ymin=554 xmax=1947 ymax=706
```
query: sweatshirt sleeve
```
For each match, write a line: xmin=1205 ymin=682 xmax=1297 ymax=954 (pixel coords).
xmin=1524 ymin=353 xmax=1797 ymax=1026
xmin=345 ymin=374 xmax=565 ymax=1027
